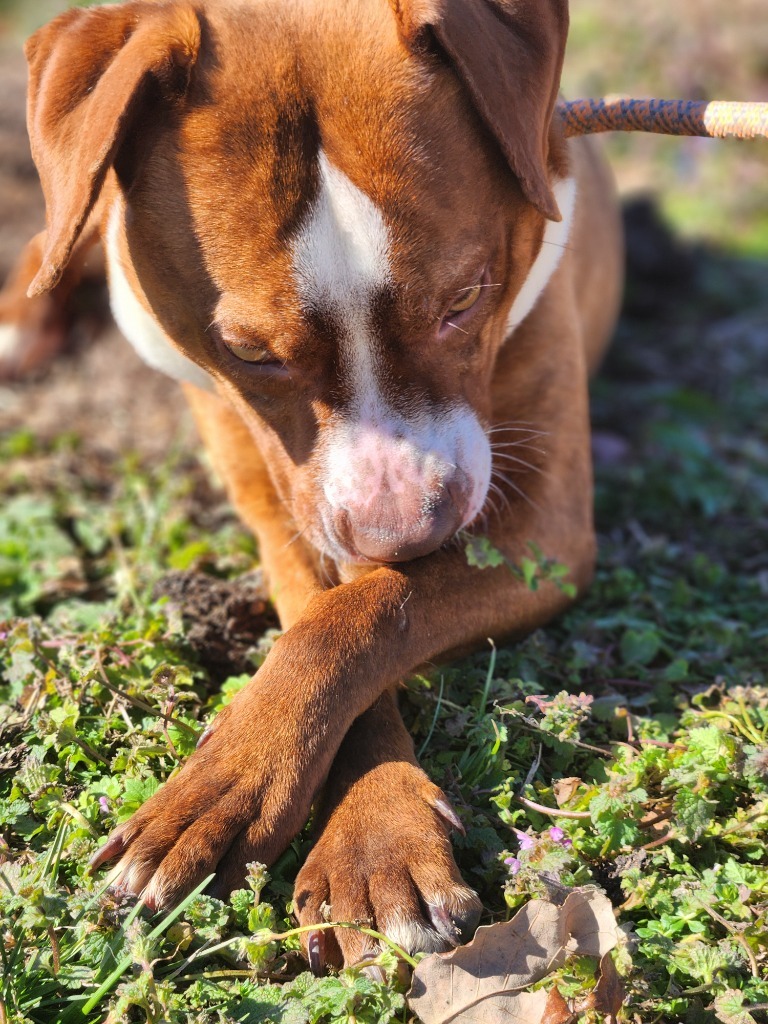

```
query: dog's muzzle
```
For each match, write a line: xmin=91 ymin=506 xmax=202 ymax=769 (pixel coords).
xmin=329 ymin=467 xmax=470 ymax=563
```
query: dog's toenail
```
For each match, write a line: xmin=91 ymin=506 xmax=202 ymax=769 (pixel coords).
xmin=308 ymin=930 xmax=325 ymax=976
xmin=433 ymin=797 xmax=465 ymax=835
xmin=363 ymin=964 xmax=386 ymax=984
xmin=428 ymin=903 xmax=462 ymax=945
xmin=89 ymin=833 xmax=125 ymax=871
xmin=452 ymin=901 xmax=482 ymax=943
xmin=196 ymin=726 xmax=214 ymax=749
xmin=428 ymin=897 xmax=482 ymax=945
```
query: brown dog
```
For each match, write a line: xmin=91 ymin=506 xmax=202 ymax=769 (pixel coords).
xmin=0 ymin=0 xmax=623 ymax=969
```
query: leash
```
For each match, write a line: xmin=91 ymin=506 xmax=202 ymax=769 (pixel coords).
xmin=558 ymin=98 xmax=768 ymax=141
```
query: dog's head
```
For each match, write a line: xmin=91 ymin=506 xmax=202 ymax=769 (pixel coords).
xmin=26 ymin=0 xmax=571 ymax=566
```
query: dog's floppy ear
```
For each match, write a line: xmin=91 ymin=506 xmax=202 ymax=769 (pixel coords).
xmin=25 ymin=1 xmax=201 ymax=296
xmin=392 ymin=0 xmax=568 ymax=221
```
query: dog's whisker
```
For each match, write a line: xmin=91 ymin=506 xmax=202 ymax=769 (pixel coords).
xmin=514 ymin=231 xmax=577 ymax=255
xmin=445 ymin=320 xmax=469 ymax=335
xmin=488 ymin=424 xmax=547 ymax=434
xmin=490 ymin=439 xmax=548 ymax=454
xmin=282 ymin=527 xmax=308 ymax=552
xmin=487 ymin=424 xmax=549 ymax=437
xmin=490 ymin=470 xmax=542 ymax=513
xmin=318 ymin=551 xmax=336 ymax=590
xmin=487 ymin=481 xmax=513 ymax=514
xmin=483 ymin=494 xmax=504 ymax=524
xmin=492 ymin=452 xmax=546 ymax=475
xmin=539 ymin=240 xmax=576 ymax=253
xmin=492 ymin=449 xmax=548 ymax=461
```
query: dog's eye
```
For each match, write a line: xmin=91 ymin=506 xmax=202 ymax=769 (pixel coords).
xmin=224 ymin=340 xmax=274 ymax=364
xmin=448 ymin=284 xmax=482 ymax=315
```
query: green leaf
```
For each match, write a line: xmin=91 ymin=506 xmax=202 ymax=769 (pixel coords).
xmin=465 ymin=536 xmax=507 ymax=570
xmin=713 ymin=989 xmax=758 ymax=1024
xmin=674 ymin=787 xmax=718 ymax=840
xmin=620 ymin=628 xmax=661 ymax=666
xmin=520 ymin=557 xmax=539 ymax=591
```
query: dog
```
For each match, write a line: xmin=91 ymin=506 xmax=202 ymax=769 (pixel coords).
xmin=0 ymin=0 xmax=623 ymax=970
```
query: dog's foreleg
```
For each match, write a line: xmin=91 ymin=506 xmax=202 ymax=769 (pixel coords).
xmin=293 ymin=686 xmax=482 ymax=968
xmin=182 ymin=383 xmax=324 ymax=628
xmin=0 ymin=225 xmax=101 ymax=379
xmin=96 ymin=304 xmax=595 ymax=942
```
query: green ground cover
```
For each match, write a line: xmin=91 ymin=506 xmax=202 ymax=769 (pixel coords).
xmin=1 ymin=2 xmax=767 ymax=1021
xmin=1 ymin=216 xmax=767 ymax=1022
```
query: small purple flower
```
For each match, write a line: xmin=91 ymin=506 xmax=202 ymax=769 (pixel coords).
xmin=98 ymin=797 xmax=110 ymax=815
xmin=504 ymin=857 xmax=522 ymax=875
xmin=513 ymin=830 xmax=535 ymax=850
xmin=549 ymin=826 xmax=572 ymax=847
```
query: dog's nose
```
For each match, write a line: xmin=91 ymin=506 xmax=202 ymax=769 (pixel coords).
xmin=335 ymin=478 xmax=466 ymax=563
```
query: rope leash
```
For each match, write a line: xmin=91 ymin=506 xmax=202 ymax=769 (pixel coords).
xmin=558 ymin=98 xmax=768 ymax=141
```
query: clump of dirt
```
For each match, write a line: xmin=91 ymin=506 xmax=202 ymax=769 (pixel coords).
xmin=153 ymin=570 xmax=278 ymax=680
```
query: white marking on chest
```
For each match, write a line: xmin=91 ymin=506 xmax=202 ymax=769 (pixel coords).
xmin=506 ymin=176 xmax=577 ymax=334
xmin=291 ymin=150 xmax=391 ymax=413
xmin=106 ymin=199 xmax=214 ymax=391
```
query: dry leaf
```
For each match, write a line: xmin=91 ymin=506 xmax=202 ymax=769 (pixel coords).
xmin=553 ymin=778 xmax=582 ymax=807
xmin=408 ymin=889 xmax=621 ymax=1024
xmin=567 ymin=953 xmax=625 ymax=1023
xmin=541 ymin=988 xmax=573 ymax=1024
xmin=592 ymin=951 xmax=624 ymax=1022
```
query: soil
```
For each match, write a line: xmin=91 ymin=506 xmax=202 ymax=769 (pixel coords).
xmin=153 ymin=570 xmax=277 ymax=678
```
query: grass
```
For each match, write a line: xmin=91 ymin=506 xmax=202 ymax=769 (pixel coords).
xmin=1 ymin=2 xmax=768 ymax=1022
xmin=1 ymin=218 xmax=767 ymax=1022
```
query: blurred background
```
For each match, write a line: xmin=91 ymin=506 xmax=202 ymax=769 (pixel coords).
xmin=1 ymin=0 xmax=766 ymax=253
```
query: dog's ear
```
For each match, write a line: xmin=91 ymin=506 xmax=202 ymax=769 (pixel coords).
xmin=391 ymin=0 xmax=568 ymax=222
xmin=25 ymin=1 xmax=201 ymax=296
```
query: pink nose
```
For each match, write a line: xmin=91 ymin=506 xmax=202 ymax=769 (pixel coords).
xmin=334 ymin=478 xmax=467 ymax=563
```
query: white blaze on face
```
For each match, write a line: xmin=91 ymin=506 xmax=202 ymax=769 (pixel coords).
xmin=291 ymin=150 xmax=390 ymax=415
xmin=506 ymin=176 xmax=577 ymax=334
xmin=290 ymin=151 xmax=492 ymax=551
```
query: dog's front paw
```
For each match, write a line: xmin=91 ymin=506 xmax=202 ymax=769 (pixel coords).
xmin=91 ymin=688 xmax=313 ymax=910
xmin=0 ymin=310 xmax=67 ymax=380
xmin=293 ymin=762 xmax=482 ymax=970
xmin=0 ymin=281 xmax=71 ymax=380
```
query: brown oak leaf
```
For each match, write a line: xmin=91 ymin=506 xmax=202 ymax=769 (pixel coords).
xmin=408 ymin=889 xmax=621 ymax=1024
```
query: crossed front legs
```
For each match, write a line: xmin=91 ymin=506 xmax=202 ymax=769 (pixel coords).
xmin=94 ymin=334 xmax=596 ymax=964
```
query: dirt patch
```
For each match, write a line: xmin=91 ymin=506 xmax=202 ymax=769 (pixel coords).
xmin=153 ymin=571 xmax=278 ymax=679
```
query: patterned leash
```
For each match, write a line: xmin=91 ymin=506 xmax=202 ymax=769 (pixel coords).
xmin=558 ymin=98 xmax=768 ymax=141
